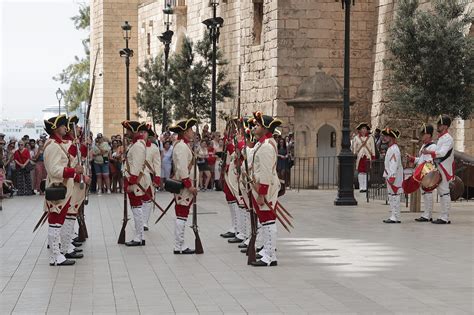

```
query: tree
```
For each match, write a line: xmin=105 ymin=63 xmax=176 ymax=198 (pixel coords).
xmin=168 ymin=34 xmax=234 ymax=121
xmin=385 ymin=0 xmax=474 ymax=120
xmin=53 ymin=3 xmax=90 ymax=112
xmin=135 ymin=54 xmax=167 ymax=125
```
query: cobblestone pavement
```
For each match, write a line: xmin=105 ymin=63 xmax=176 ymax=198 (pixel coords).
xmin=0 ymin=190 xmax=472 ymax=314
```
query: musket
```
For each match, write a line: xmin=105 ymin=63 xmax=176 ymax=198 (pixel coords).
xmin=242 ymin=139 xmax=257 ymax=264
xmin=118 ymin=130 xmax=128 ymax=244
xmin=84 ymin=48 xmax=101 ymax=206
xmin=191 ymin=122 xmax=203 ymax=254
xmin=33 ymin=211 xmax=48 ymax=233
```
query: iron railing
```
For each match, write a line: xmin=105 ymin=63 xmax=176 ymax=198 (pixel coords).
xmin=289 ymin=156 xmax=338 ymax=190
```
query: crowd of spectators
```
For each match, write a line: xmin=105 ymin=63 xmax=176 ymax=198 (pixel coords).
xmin=0 ymin=125 xmax=295 ymax=200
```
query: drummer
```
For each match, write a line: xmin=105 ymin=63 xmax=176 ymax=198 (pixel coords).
xmin=407 ymin=124 xmax=437 ymax=222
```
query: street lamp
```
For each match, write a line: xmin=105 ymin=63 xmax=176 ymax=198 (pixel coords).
xmin=158 ymin=1 xmax=174 ymax=133
xmin=202 ymin=0 xmax=224 ymax=132
xmin=56 ymin=88 xmax=63 ymax=115
xmin=334 ymin=0 xmax=357 ymax=206
xmin=120 ymin=21 xmax=134 ymax=121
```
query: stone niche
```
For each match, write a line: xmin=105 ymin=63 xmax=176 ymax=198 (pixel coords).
xmin=286 ymin=69 xmax=347 ymax=188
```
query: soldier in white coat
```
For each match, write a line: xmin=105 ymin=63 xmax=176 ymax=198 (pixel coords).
xmin=169 ymin=118 xmax=199 ymax=254
xmin=142 ymin=126 xmax=161 ymax=231
xmin=122 ymin=120 xmax=151 ymax=246
xmin=407 ymin=124 xmax=437 ymax=222
xmin=422 ymin=115 xmax=454 ymax=224
xmin=352 ymin=123 xmax=376 ymax=193
xmin=382 ymin=128 xmax=404 ymax=224
xmin=249 ymin=111 xmax=282 ymax=266
xmin=43 ymin=115 xmax=84 ymax=266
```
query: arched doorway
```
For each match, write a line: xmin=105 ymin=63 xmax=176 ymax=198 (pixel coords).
xmin=316 ymin=124 xmax=337 ymax=187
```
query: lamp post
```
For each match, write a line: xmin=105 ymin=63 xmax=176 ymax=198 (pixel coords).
xmin=158 ymin=1 xmax=174 ymax=133
xmin=202 ymin=0 xmax=224 ymax=132
xmin=56 ymin=88 xmax=63 ymax=115
xmin=334 ymin=0 xmax=357 ymax=206
xmin=120 ymin=21 xmax=134 ymax=121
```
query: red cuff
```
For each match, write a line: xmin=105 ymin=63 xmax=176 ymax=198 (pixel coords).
xmin=63 ymin=167 xmax=75 ymax=179
xmin=80 ymin=145 xmax=88 ymax=157
xmin=258 ymin=184 xmax=269 ymax=195
xmin=153 ymin=176 xmax=161 ymax=186
xmin=371 ymin=155 xmax=376 ymax=160
xmin=74 ymin=174 xmax=81 ymax=182
xmin=409 ymin=156 xmax=415 ymax=163
xmin=128 ymin=175 xmax=139 ymax=185
xmin=68 ymin=145 xmax=78 ymax=157
xmin=429 ymin=152 xmax=436 ymax=158
xmin=388 ymin=177 xmax=395 ymax=184
xmin=182 ymin=178 xmax=192 ymax=188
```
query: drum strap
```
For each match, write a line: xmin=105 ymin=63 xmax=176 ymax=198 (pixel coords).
xmin=438 ymin=148 xmax=453 ymax=163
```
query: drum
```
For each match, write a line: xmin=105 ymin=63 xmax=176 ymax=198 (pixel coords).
xmin=402 ymin=175 xmax=420 ymax=194
xmin=420 ymin=163 xmax=442 ymax=192
xmin=449 ymin=175 xmax=465 ymax=201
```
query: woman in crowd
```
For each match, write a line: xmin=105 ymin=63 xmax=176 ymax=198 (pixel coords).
xmin=92 ymin=134 xmax=111 ymax=194
xmin=206 ymin=140 xmax=216 ymax=190
xmin=277 ymin=138 xmax=289 ymax=184
xmin=197 ymin=140 xmax=211 ymax=191
xmin=109 ymin=139 xmax=123 ymax=193
xmin=160 ymin=140 xmax=173 ymax=191
xmin=32 ymin=139 xmax=47 ymax=195
xmin=13 ymin=140 xmax=32 ymax=196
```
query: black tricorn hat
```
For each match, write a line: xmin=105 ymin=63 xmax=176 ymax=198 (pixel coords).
xmin=67 ymin=115 xmax=79 ymax=132
xmin=168 ymin=118 xmax=197 ymax=133
xmin=356 ymin=122 xmax=371 ymax=131
xmin=122 ymin=120 xmax=148 ymax=133
xmin=381 ymin=127 xmax=401 ymax=139
xmin=419 ymin=123 xmax=434 ymax=136
xmin=437 ymin=115 xmax=451 ymax=127
xmin=44 ymin=114 xmax=68 ymax=135
xmin=253 ymin=111 xmax=282 ymax=132
xmin=146 ymin=124 xmax=156 ymax=137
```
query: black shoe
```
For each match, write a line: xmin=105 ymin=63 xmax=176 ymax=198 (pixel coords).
xmin=238 ymin=243 xmax=248 ymax=249
xmin=240 ymin=248 xmax=248 ymax=253
xmin=72 ymin=237 xmax=83 ymax=243
xmin=257 ymin=246 xmax=263 ymax=252
xmin=50 ymin=259 xmax=76 ymax=266
xmin=360 ymin=190 xmax=367 ymax=193
xmin=65 ymin=252 xmax=84 ymax=259
xmin=73 ymin=248 xmax=83 ymax=253
xmin=220 ymin=232 xmax=235 ymax=238
xmin=125 ymin=240 xmax=143 ymax=246
xmin=174 ymin=248 xmax=195 ymax=254
xmin=415 ymin=217 xmax=432 ymax=222
xmin=142 ymin=240 xmax=146 ymax=245
xmin=228 ymin=237 xmax=244 ymax=244
xmin=251 ymin=260 xmax=277 ymax=267
xmin=383 ymin=219 xmax=401 ymax=224
xmin=72 ymin=241 xmax=82 ymax=247
xmin=256 ymin=254 xmax=262 ymax=259
xmin=144 ymin=226 xmax=149 ymax=231
xmin=432 ymin=219 xmax=451 ymax=224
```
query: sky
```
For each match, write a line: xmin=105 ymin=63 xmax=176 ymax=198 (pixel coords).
xmin=0 ymin=0 xmax=88 ymax=120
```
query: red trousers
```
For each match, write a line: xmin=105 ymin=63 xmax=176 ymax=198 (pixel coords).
xmin=251 ymin=195 xmax=276 ymax=223
xmin=48 ymin=199 xmax=71 ymax=225
xmin=175 ymin=204 xmax=191 ymax=218
xmin=223 ymin=181 xmax=236 ymax=202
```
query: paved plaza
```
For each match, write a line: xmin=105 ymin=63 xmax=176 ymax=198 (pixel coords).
xmin=0 ymin=190 xmax=473 ymax=314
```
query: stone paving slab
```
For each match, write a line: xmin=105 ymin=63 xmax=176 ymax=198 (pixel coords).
xmin=0 ymin=190 xmax=473 ymax=314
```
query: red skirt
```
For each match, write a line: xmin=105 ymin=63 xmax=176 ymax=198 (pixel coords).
xmin=358 ymin=156 xmax=369 ymax=173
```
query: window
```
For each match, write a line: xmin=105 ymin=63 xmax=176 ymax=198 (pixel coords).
xmin=147 ymin=33 xmax=151 ymax=55
xmin=253 ymin=0 xmax=263 ymax=45
xmin=330 ymin=132 xmax=336 ymax=148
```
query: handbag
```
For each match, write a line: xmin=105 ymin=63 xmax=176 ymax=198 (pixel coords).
xmin=45 ymin=183 xmax=67 ymax=201
xmin=164 ymin=178 xmax=184 ymax=194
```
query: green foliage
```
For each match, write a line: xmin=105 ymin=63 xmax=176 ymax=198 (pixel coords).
xmin=53 ymin=3 xmax=90 ymax=112
xmin=167 ymin=33 xmax=234 ymax=121
xmin=135 ymin=54 xmax=168 ymax=125
xmin=385 ymin=0 xmax=474 ymax=120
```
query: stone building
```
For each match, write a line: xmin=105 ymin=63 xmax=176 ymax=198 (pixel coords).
xmin=90 ymin=0 xmax=473 ymax=155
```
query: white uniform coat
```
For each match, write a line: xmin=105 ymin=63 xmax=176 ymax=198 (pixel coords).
xmin=43 ymin=139 xmax=75 ymax=214
xmin=352 ymin=135 xmax=376 ymax=167
xmin=434 ymin=132 xmax=454 ymax=180
xmin=124 ymin=139 xmax=150 ymax=196
xmin=172 ymin=140 xmax=198 ymax=206
xmin=383 ymin=143 xmax=404 ymax=192
xmin=251 ymin=137 xmax=280 ymax=211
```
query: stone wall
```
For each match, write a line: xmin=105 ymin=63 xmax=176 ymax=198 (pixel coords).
xmin=90 ymin=0 xmax=139 ymax=137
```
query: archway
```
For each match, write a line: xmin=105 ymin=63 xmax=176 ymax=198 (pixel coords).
xmin=316 ymin=124 xmax=337 ymax=186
